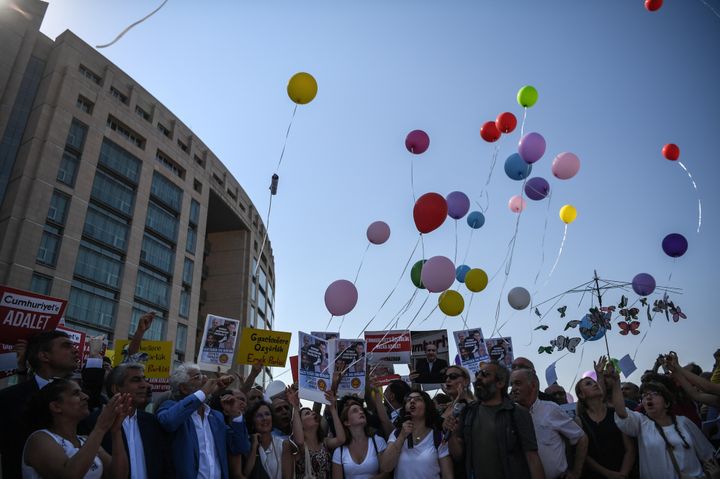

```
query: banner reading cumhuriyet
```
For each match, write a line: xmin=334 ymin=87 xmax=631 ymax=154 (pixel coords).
xmin=0 ymin=285 xmax=67 ymax=342
xmin=198 ymin=314 xmax=241 ymax=372
xmin=298 ymin=332 xmax=332 ymax=404
xmin=453 ymin=328 xmax=490 ymax=375
xmin=364 ymin=330 xmax=411 ymax=385
xmin=236 ymin=327 xmax=291 ymax=368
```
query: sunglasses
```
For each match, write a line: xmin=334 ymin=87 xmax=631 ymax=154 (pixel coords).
xmin=445 ymin=373 xmax=464 ymax=380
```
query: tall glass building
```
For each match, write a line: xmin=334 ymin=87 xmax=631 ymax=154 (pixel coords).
xmin=0 ymin=0 xmax=275 ymax=379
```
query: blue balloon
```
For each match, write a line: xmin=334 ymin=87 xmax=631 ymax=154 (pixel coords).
xmin=456 ymin=265 xmax=471 ymax=283
xmin=504 ymin=153 xmax=532 ymax=181
xmin=579 ymin=314 xmax=606 ymax=341
xmin=467 ymin=211 xmax=485 ymax=229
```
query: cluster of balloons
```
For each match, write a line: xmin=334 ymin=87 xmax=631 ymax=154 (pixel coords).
xmin=480 ymin=112 xmax=518 ymax=143
xmin=287 ymin=72 xmax=318 ymax=104
xmin=413 ymin=190 xmax=487 ymax=234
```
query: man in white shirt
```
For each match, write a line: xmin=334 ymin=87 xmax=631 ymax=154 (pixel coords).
xmin=511 ymin=368 xmax=588 ymax=479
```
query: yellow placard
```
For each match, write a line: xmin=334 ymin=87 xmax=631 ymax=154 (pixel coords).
xmin=112 ymin=340 xmax=173 ymax=379
xmin=105 ymin=349 xmax=115 ymax=363
xmin=236 ymin=328 xmax=291 ymax=367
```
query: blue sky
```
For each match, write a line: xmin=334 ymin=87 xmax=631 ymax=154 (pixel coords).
xmin=39 ymin=0 xmax=720 ymax=390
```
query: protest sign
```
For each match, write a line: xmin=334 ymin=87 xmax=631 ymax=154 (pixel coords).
xmin=311 ymin=331 xmax=339 ymax=341
xmin=0 ymin=343 xmax=15 ymax=378
xmin=0 ymin=285 xmax=67 ymax=342
xmin=332 ymin=339 xmax=366 ymax=398
xmin=485 ymin=337 xmax=514 ymax=368
xmin=364 ymin=330 xmax=411 ymax=385
xmin=237 ymin=327 xmax=291 ymax=367
xmin=298 ymin=332 xmax=332 ymax=404
xmin=453 ymin=328 xmax=490 ymax=375
xmin=56 ymin=325 xmax=87 ymax=373
xmin=410 ymin=330 xmax=449 ymax=386
xmin=289 ymin=355 xmax=299 ymax=383
xmin=197 ymin=314 xmax=241 ymax=371
xmin=113 ymin=339 xmax=172 ymax=379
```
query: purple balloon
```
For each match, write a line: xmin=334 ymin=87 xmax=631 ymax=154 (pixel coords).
xmin=405 ymin=130 xmax=429 ymax=154
xmin=367 ymin=221 xmax=391 ymax=245
xmin=518 ymin=132 xmax=546 ymax=164
xmin=631 ymin=273 xmax=656 ymax=296
xmin=524 ymin=177 xmax=550 ymax=201
xmin=446 ymin=191 xmax=470 ymax=219
xmin=324 ymin=280 xmax=358 ymax=316
xmin=662 ymin=233 xmax=688 ymax=258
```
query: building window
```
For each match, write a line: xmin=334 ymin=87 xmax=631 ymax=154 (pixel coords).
xmin=74 ymin=244 xmax=122 ymax=289
xmin=130 ymin=305 xmax=166 ymax=341
xmin=157 ymin=122 xmax=171 ymax=138
xmin=66 ymin=119 xmax=88 ymax=152
xmin=57 ymin=152 xmax=79 ymax=186
xmin=179 ymin=290 xmax=190 ymax=318
xmin=145 ymin=202 xmax=178 ymax=243
xmin=98 ymin=138 xmax=141 ymax=184
xmin=186 ymin=226 xmax=197 ymax=255
xmin=135 ymin=105 xmax=151 ymax=122
xmin=83 ymin=205 xmax=129 ymax=251
xmin=30 ymin=273 xmax=53 ymax=295
xmin=106 ymin=115 xmax=146 ymax=150
xmin=66 ymin=281 xmax=117 ymax=330
xmin=182 ymin=258 xmax=193 ymax=285
xmin=140 ymin=233 xmax=175 ymax=274
xmin=177 ymin=139 xmax=188 ymax=153
xmin=212 ymin=173 xmax=224 ymax=186
xmin=36 ymin=225 xmax=61 ymax=266
xmin=250 ymin=278 xmax=257 ymax=301
xmin=109 ymin=86 xmax=129 ymax=105
xmin=150 ymin=171 xmax=183 ymax=212
xmin=78 ymin=64 xmax=102 ymax=85
xmin=47 ymin=191 xmax=70 ymax=225
xmin=193 ymin=179 xmax=202 ymax=194
xmin=135 ymin=267 xmax=170 ymax=309
xmin=91 ymin=171 xmax=135 ymax=216
xmin=76 ymin=95 xmax=94 ymax=114
xmin=155 ymin=150 xmax=184 ymax=179
xmin=189 ymin=199 xmax=200 ymax=226
xmin=193 ymin=154 xmax=204 ymax=167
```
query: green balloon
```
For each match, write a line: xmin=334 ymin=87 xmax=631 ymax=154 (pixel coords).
xmin=517 ymin=85 xmax=538 ymax=108
xmin=411 ymin=260 xmax=427 ymax=289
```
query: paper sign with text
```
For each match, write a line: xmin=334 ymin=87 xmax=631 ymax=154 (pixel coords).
xmin=113 ymin=340 xmax=172 ymax=379
xmin=237 ymin=327 xmax=291 ymax=367
xmin=0 ymin=285 xmax=67 ymax=342
xmin=198 ymin=314 xmax=241 ymax=372
xmin=364 ymin=330 xmax=411 ymax=385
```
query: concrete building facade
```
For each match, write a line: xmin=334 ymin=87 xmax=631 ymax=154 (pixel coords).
xmin=0 ymin=0 xmax=275 ymax=378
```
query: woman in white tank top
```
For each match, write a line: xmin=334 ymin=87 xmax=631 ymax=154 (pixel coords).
xmin=22 ymin=378 xmax=132 ymax=479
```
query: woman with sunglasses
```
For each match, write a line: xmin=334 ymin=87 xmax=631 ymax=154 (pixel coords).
xmin=607 ymin=358 xmax=715 ymax=478
xmin=22 ymin=379 xmax=132 ymax=479
xmin=244 ymin=400 xmax=285 ymax=479
xmin=380 ymin=391 xmax=453 ymax=479
xmin=283 ymin=387 xmax=345 ymax=478
xmin=331 ymin=400 xmax=388 ymax=479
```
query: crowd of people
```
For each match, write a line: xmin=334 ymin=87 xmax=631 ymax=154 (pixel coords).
xmin=0 ymin=317 xmax=718 ymax=478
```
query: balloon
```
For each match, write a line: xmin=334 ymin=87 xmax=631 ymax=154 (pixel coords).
xmin=518 ymin=132 xmax=546 ymax=164
xmin=508 ymin=286 xmax=531 ymax=310
xmin=645 ymin=0 xmax=663 ymax=11
xmin=264 ymin=380 xmax=287 ymax=401
xmin=559 ymin=205 xmax=577 ymax=224
xmin=508 ymin=195 xmax=526 ymax=213
xmin=480 ymin=121 xmax=501 ymax=143
xmin=632 ymin=273 xmax=656 ymax=296
xmin=405 ymin=130 xmax=430 ymax=154
xmin=504 ymin=153 xmax=533 ymax=181
xmin=411 ymin=260 xmax=427 ymax=289
xmin=420 ymin=256 xmax=456 ymax=293
xmin=324 ymin=280 xmax=358 ymax=316
xmin=662 ymin=143 xmax=679 ymax=161
xmin=439 ymin=290 xmax=464 ymax=316
xmin=413 ymin=193 xmax=448 ymax=234
xmin=466 ymin=211 xmax=485 ymax=229
xmin=582 ymin=370 xmax=598 ymax=381
xmin=552 ymin=152 xmax=581 ymax=180
xmin=287 ymin=72 xmax=317 ymax=105
xmin=496 ymin=112 xmax=517 ymax=134
xmin=662 ymin=233 xmax=688 ymax=258
xmin=465 ymin=268 xmax=488 ymax=293
xmin=525 ymin=177 xmax=550 ymax=201
xmin=446 ymin=191 xmax=470 ymax=220
xmin=579 ymin=314 xmax=606 ymax=341
xmin=517 ymin=85 xmax=538 ymax=108
xmin=366 ymin=221 xmax=390 ymax=245
xmin=456 ymin=265 xmax=471 ymax=283
xmin=566 ymin=393 xmax=575 ymax=404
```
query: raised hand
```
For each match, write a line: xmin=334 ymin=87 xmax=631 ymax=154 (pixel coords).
xmin=111 ymin=393 xmax=134 ymax=431
xmin=97 ymin=394 xmax=124 ymax=433
xmin=324 ymin=390 xmax=337 ymax=410
xmin=137 ymin=312 xmax=156 ymax=333
xmin=593 ymin=356 xmax=608 ymax=377
xmin=220 ymin=393 xmax=244 ymax=418
xmin=286 ymin=386 xmax=300 ymax=409
xmin=399 ymin=419 xmax=413 ymax=440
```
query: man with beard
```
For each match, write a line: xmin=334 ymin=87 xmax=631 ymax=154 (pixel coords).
xmin=445 ymin=360 xmax=545 ymax=479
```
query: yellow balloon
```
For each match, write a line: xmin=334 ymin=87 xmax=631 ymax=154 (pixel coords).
xmin=287 ymin=72 xmax=318 ymax=105
xmin=439 ymin=290 xmax=464 ymax=317
xmin=465 ymin=268 xmax=488 ymax=293
xmin=559 ymin=204 xmax=577 ymax=224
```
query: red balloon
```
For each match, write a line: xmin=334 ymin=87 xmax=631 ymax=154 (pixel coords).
xmin=495 ymin=112 xmax=517 ymax=134
xmin=413 ymin=193 xmax=448 ymax=234
xmin=662 ymin=143 xmax=679 ymax=161
xmin=480 ymin=121 xmax=501 ymax=143
xmin=645 ymin=0 xmax=662 ymax=11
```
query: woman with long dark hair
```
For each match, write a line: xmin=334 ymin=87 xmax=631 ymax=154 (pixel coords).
xmin=331 ymin=400 xmax=388 ymax=479
xmin=380 ymin=391 xmax=453 ymax=479
xmin=244 ymin=400 xmax=285 ymax=479
xmin=608 ymin=359 xmax=715 ymax=478
xmin=22 ymin=379 xmax=131 ymax=479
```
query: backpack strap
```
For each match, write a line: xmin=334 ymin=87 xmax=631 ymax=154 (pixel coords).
xmin=371 ymin=435 xmax=379 ymax=454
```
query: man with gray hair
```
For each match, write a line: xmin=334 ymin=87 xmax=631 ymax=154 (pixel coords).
xmin=511 ymin=367 xmax=588 ymax=479
xmin=157 ymin=363 xmax=250 ymax=479
xmin=81 ymin=362 xmax=172 ymax=477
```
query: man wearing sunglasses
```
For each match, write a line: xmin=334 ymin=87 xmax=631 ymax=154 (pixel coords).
xmin=446 ymin=361 xmax=545 ymax=479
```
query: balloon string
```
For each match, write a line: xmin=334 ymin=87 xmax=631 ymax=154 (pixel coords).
xmin=632 ymin=312 xmax=657 ymax=362
xmin=96 ymin=0 xmax=169 ymax=48
xmin=461 ymin=294 xmax=475 ymax=331
xmin=324 ymin=313 xmax=334 ymax=330
xmin=569 ymin=341 xmax=587 ymax=392
xmin=254 ymin=193 xmax=274 ymax=278
xmin=353 ymin=243 xmax=371 ymax=284
xmin=520 ymin=107 xmax=528 ymax=137
xmin=410 ymin=155 xmax=417 ymax=204
xmin=698 ymin=0 xmax=720 ymax=19
xmin=484 ymin=146 xmax=500 ymax=187
xmin=546 ymin=224 xmax=568 ymax=282
xmin=461 ymin=228 xmax=475 ymax=265
xmin=677 ymin=161 xmax=702 ymax=233
xmin=533 ymin=190 xmax=553 ymax=285
xmin=275 ymin=104 xmax=299 ymax=173
xmin=454 ymin=221 xmax=458 ymax=265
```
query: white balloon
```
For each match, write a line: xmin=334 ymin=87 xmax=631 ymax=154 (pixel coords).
xmin=508 ymin=286 xmax=531 ymax=310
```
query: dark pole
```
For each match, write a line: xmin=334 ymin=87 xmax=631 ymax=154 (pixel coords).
xmin=593 ymin=270 xmax=611 ymax=358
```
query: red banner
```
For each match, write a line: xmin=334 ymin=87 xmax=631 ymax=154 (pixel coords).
xmin=0 ymin=286 xmax=67 ymax=342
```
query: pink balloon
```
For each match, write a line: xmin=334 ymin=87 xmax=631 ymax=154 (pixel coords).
xmin=566 ymin=393 xmax=575 ymax=404
xmin=366 ymin=221 xmax=390 ymax=245
xmin=508 ymin=195 xmax=526 ymax=213
xmin=582 ymin=370 xmax=597 ymax=381
xmin=552 ymin=152 xmax=581 ymax=180
xmin=420 ymin=256 xmax=456 ymax=293
xmin=324 ymin=280 xmax=358 ymax=316
xmin=405 ymin=130 xmax=430 ymax=154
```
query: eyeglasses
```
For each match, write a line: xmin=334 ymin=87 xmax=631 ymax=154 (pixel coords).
xmin=641 ymin=391 xmax=661 ymax=400
xmin=445 ymin=373 xmax=463 ymax=380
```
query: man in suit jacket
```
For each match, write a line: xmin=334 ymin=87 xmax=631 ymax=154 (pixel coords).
xmin=414 ymin=343 xmax=449 ymax=384
xmin=157 ymin=363 xmax=251 ymax=479
xmin=80 ymin=362 xmax=173 ymax=478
